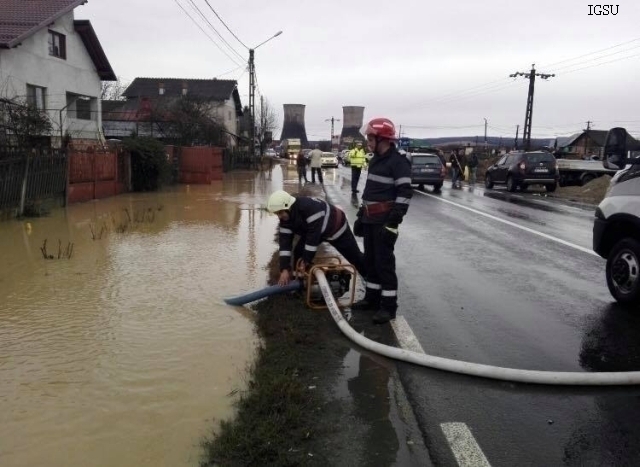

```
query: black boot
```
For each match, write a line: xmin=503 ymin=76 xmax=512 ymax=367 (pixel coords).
xmin=350 ymin=299 xmax=380 ymax=311
xmin=372 ymin=309 xmax=396 ymax=324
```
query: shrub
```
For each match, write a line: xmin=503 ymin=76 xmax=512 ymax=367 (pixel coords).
xmin=123 ymin=137 xmax=171 ymax=191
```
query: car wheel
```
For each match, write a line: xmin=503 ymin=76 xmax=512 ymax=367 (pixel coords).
xmin=484 ymin=174 xmax=494 ymax=189
xmin=433 ymin=182 xmax=443 ymax=192
xmin=546 ymin=182 xmax=557 ymax=192
xmin=506 ymin=176 xmax=517 ymax=192
xmin=606 ymin=238 xmax=640 ymax=306
xmin=581 ymin=173 xmax=596 ymax=186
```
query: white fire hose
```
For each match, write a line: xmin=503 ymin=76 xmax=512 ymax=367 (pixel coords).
xmin=314 ymin=269 xmax=640 ymax=386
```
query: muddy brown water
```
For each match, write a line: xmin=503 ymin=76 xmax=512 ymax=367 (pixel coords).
xmin=0 ymin=169 xmax=292 ymax=467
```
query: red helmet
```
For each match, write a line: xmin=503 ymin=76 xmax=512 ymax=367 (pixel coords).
xmin=362 ymin=118 xmax=397 ymax=140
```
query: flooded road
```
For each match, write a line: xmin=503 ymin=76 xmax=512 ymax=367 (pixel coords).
xmin=0 ymin=170 xmax=284 ymax=467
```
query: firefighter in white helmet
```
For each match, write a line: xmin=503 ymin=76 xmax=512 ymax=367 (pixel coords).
xmin=266 ymin=190 xmax=366 ymax=286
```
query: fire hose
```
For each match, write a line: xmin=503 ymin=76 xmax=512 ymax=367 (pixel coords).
xmin=226 ymin=260 xmax=640 ymax=385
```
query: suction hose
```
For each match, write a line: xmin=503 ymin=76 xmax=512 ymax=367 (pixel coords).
xmin=224 ymin=280 xmax=302 ymax=306
xmin=314 ymin=269 xmax=640 ymax=386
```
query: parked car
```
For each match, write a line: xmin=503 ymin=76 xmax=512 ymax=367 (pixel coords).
xmin=484 ymin=151 xmax=558 ymax=192
xmin=321 ymin=152 xmax=338 ymax=168
xmin=593 ymin=127 xmax=640 ymax=305
xmin=407 ymin=152 xmax=446 ymax=191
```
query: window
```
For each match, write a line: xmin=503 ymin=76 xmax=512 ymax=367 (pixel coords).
xmin=26 ymin=85 xmax=46 ymax=110
xmin=525 ymin=152 xmax=555 ymax=163
xmin=48 ymin=31 xmax=66 ymax=59
xmin=411 ymin=155 xmax=440 ymax=166
xmin=76 ymin=98 xmax=91 ymax=120
xmin=66 ymin=93 xmax=93 ymax=120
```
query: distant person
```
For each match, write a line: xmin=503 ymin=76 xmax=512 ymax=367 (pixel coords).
xmin=266 ymin=190 xmax=365 ymax=285
xmin=468 ymin=152 xmax=479 ymax=185
xmin=349 ymin=141 xmax=367 ymax=194
xmin=296 ymin=150 xmax=308 ymax=184
xmin=450 ymin=152 xmax=463 ymax=189
xmin=309 ymin=144 xmax=324 ymax=184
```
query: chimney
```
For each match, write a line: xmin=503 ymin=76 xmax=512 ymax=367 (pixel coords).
xmin=340 ymin=106 xmax=365 ymax=146
xmin=280 ymin=104 xmax=308 ymax=146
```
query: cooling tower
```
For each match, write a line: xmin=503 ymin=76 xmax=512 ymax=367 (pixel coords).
xmin=340 ymin=106 xmax=365 ymax=145
xmin=280 ymin=104 xmax=308 ymax=146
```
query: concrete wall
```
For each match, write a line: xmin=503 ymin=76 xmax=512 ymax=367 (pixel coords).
xmin=0 ymin=11 xmax=102 ymax=144
xmin=214 ymin=100 xmax=238 ymax=147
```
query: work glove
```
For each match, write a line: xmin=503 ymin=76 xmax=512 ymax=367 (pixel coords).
xmin=353 ymin=219 xmax=364 ymax=237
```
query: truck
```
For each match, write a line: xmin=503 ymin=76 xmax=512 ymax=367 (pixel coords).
xmin=555 ymin=158 xmax=618 ymax=187
xmin=592 ymin=127 xmax=640 ymax=305
xmin=282 ymin=138 xmax=301 ymax=159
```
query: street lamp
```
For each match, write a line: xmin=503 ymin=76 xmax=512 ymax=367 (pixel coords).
xmin=325 ymin=117 xmax=341 ymax=149
xmin=249 ymin=31 xmax=282 ymax=160
xmin=59 ymin=94 xmax=90 ymax=147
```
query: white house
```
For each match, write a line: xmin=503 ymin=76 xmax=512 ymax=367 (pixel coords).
xmin=103 ymin=78 xmax=243 ymax=147
xmin=0 ymin=0 xmax=116 ymax=146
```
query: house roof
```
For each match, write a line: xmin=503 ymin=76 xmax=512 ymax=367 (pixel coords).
xmin=0 ymin=0 xmax=87 ymax=48
xmin=123 ymin=78 xmax=243 ymax=114
xmin=0 ymin=1 xmax=116 ymax=81
xmin=562 ymin=130 xmax=609 ymax=148
xmin=74 ymin=20 xmax=116 ymax=80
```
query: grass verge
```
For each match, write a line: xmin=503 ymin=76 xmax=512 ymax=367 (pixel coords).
xmin=200 ymin=256 xmax=339 ymax=467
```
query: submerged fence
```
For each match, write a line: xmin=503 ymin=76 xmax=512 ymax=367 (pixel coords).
xmin=0 ymin=146 xmax=67 ymax=217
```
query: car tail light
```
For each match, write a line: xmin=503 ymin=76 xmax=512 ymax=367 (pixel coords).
xmin=441 ymin=165 xmax=447 ymax=177
xmin=519 ymin=162 xmax=526 ymax=171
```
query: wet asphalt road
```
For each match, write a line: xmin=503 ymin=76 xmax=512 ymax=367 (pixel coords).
xmin=322 ymin=165 xmax=640 ymax=467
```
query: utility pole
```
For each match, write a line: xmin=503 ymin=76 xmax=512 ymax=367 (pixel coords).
xmin=247 ymin=31 xmax=282 ymax=164
xmin=510 ymin=64 xmax=554 ymax=151
xmin=514 ymin=125 xmax=520 ymax=150
xmin=248 ymin=48 xmax=256 ymax=163
xmin=483 ymin=118 xmax=488 ymax=156
xmin=584 ymin=120 xmax=592 ymax=157
xmin=325 ymin=116 xmax=341 ymax=148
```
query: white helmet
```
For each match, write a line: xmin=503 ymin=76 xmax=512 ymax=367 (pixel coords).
xmin=266 ymin=190 xmax=296 ymax=213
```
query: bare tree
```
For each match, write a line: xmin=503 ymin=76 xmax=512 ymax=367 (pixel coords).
xmin=101 ymin=77 xmax=129 ymax=101
xmin=0 ymin=97 xmax=52 ymax=147
xmin=255 ymin=97 xmax=279 ymax=156
xmin=148 ymin=96 xmax=226 ymax=146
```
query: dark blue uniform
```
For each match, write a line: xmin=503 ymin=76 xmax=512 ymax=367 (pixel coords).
xmin=358 ymin=145 xmax=412 ymax=315
xmin=278 ymin=196 xmax=365 ymax=276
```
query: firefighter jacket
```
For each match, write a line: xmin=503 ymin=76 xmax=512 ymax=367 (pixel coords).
xmin=349 ymin=147 xmax=367 ymax=168
xmin=278 ymin=197 xmax=346 ymax=271
xmin=360 ymin=146 xmax=413 ymax=225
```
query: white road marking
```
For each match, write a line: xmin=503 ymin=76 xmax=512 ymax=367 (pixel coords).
xmin=415 ymin=190 xmax=599 ymax=257
xmin=392 ymin=316 xmax=426 ymax=354
xmin=441 ymin=422 xmax=492 ymax=467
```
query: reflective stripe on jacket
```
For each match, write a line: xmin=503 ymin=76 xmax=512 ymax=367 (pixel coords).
xmin=278 ymin=197 xmax=344 ymax=270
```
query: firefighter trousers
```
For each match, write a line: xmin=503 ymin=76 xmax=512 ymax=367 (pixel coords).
xmin=362 ymin=223 xmax=398 ymax=313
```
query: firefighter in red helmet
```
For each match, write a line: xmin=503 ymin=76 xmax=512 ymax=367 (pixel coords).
xmin=351 ymin=118 xmax=413 ymax=324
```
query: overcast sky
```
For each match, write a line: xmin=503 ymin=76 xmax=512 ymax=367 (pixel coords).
xmin=80 ymin=0 xmax=640 ymax=141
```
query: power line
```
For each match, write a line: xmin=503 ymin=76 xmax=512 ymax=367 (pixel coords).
xmin=202 ymin=0 xmax=248 ymax=50
xmin=550 ymin=43 xmax=640 ymax=73
xmin=560 ymin=51 xmax=640 ymax=76
xmin=183 ymin=0 xmax=246 ymax=62
xmin=540 ymin=37 xmax=640 ymax=68
xmin=214 ymin=64 xmax=245 ymax=78
xmin=173 ymin=0 xmax=244 ymax=67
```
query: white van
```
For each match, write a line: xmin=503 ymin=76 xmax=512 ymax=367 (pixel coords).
xmin=593 ymin=127 xmax=640 ymax=305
